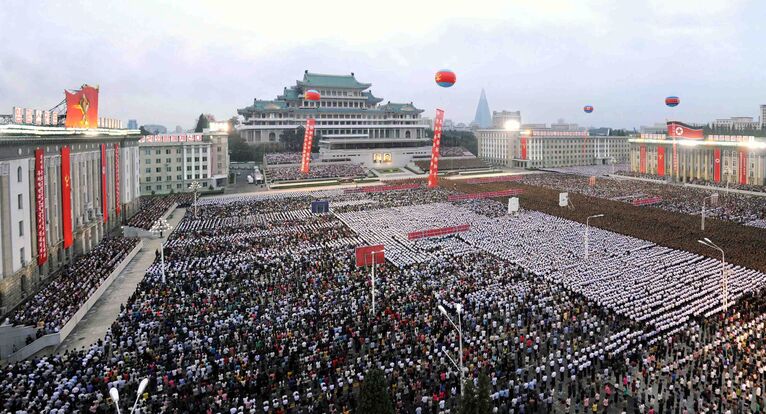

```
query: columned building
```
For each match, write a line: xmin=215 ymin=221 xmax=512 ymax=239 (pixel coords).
xmin=629 ymin=134 xmax=766 ymax=185
xmin=0 ymin=124 xmax=141 ymax=314
xmin=237 ymin=71 xmax=431 ymax=168
xmin=476 ymin=129 xmax=518 ymax=167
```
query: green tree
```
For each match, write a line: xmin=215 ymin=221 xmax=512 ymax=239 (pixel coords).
xmin=476 ymin=373 xmax=492 ymax=414
xmin=194 ymin=113 xmax=209 ymax=133
xmin=357 ymin=368 xmax=395 ymax=414
xmin=139 ymin=126 xmax=152 ymax=135
xmin=280 ymin=126 xmax=305 ymax=151
xmin=458 ymin=379 xmax=478 ymax=414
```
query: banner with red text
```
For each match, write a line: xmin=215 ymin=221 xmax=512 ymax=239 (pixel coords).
xmin=520 ymin=136 xmax=528 ymax=160
xmin=657 ymin=146 xmax=665 ymax=176
xmin=713 ymin=148 xmax=721 ymax=183
xmin=34 ymin=149 xmax=47 ymax=265
xmin=739 ymin=150 xmax=748 ymax=185
xmin=639 ymin=145 xmax=647 ymax=174
xmin=101 ymin=144 xmax=108 ymax=222
xmin=672 ymin=141 xmax=678 ymax=177
xmin=407 ymin=224 xmax=470 ymax=240
xmin=61 ymin=146 xmax=73 ymax=248
xmin=427 ymin=109 xmax=445 ymax=188
xmin=114 ymin=143 xmax=121 ymax=215
xmin=300 ymin=119 xmax=316 ymax=174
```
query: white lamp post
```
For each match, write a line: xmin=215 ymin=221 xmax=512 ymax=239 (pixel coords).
xmin=585 ymin=214 xmax=604 ymax=261
xmin=150 ymin=218 xmax=173 ymax=283
xmin=110 ymin=377 xmax=149 ymax=414
xmin=701 ymin=193 xmax=718 ymax=231
xmin=110 ymin=387 xmax=121 ymax=414
xmin=437 ymin=302 xmax=465 ymax=396
xmin=189 ymin=180 xmax=202 ymax=219
xmin=698 ymin=238 xmax=728 ymax=315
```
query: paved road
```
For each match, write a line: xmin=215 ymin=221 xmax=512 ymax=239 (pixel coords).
xmin=51 ymin=208 xmax=187 ymax=355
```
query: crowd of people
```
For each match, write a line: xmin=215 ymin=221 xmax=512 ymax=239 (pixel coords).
xmin=414 ymin=158 xmax=488 ymax=172
xmin=266 ymin=163 xmax=367 ymax=183
xmin=520 ymin=173 xmax=766 ymax=226
xmin=126 ymin=193 xmax=195 ymax=230
xmin=264 ymin=153 xmax=307 ymax=165
xmin=1 ymin=184 xmax=765 ymax=413
xmin=3 ymin=237 xmax=140 ymax=334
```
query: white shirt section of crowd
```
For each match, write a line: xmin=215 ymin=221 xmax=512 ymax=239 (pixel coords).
xmin=520 ymin=173 xmax=766 ymax=228
xmin=1 ymin=185 xmax=765 ymax=413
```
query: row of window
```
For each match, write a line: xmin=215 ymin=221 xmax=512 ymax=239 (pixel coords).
xmin=145 ymin=182 xmax=209 ymax=191
xmin=143 ymin=147 xmax=207 ymax=155
xmin=145 ymin=173 xmax=208 ymax=182
xmin=144 ymin=157 xmax=208 ymax=164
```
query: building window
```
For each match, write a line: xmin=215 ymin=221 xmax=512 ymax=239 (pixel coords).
xmin=155 ymin=150 xmax=161 ymax=155
xmin=166 ymin=158 xmax=171 ymax=163
xmin=18 ymin=220 xmax=24 ymax=236
xmin=176 ymin=183 xmax=182 ymax=189
xmin=20 ymin=247 xmax=25 ymax=264
xmin=176 ymin=166 xmax=182 ymax=171
xmin=17 ymin=194 xmax=23 ymax=209
xmin=146 ymin=185 xmax=152 ymax=191
xmin=203 ymin=182 xmax=208 ymax=187
xmin=145 ymin=159 xmax=151 ymax=164
xmin=166 ymin=149 xmax=171 ymax=154
xmin=155 ymin=167 xmax=161 ymax=172
xmin=145 ymin=168 xmax=151 ymax=173
xmin=156 ymin=185 xmax=162 ymax=190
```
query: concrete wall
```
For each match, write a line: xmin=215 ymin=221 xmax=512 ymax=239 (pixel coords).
xmin=1 ymin=240 xmax=143 ymax=361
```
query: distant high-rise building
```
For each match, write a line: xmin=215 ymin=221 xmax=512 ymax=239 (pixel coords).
xmin=492 ymin=110 xmax=521 ymax=129
xmin=127 ymin=119 xmax=138 ymax=130
xmin=760 ymin=105 xmax=766 ymax=129
xmin=143 ymin=124 xmax=167 ymax=134
xmin=473 ymin=89 xmax=492 ymax=129
xmin=175 ymin=125 xmax=183 ymax=133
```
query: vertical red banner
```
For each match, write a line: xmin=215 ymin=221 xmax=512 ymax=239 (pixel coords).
xmin=61 ymin=146 xmax=73 ymax=248
xmin=672 ymin=141 xmax=678 ymax=177
xmin=520 ymin=136 xmax=528 ymax=160
xmin=300 ymin=119 xmax=316 ymax=174
xmin=739 ymin=150 xmax=747 ymax=185
xmin=34 ymin=148 xmax=48 ymax=265
xmin=713 ymin=148 xmax=721 ymax=183
xmin=657 ymin=146 xmax=665 ymax=176
xmin=639 ymin=145 xmax=647 ymax=174
xmin=114 ymin=143 xmax=121 ymax=215
xmin=101 ymin=143 xmax=108 ymax=223
xmin=427 ymin=109 xmax=445 ymax=188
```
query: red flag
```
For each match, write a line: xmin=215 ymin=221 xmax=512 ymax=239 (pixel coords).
xmin=713 ymin=148 xmax=721 ymax=183
xmin=672 ymin=141 xmax=678 ymax=177
xmin=739 ymin=150 xmax=748 ymax=185
xmin=427 ymin=109 xmax=445 ymax=189
xmin=639 ymin=145 xmax=647 ymax=174
xmin=355 ymin=245 xmax=384 ymax=267
xmin=61 ymin=146 xmax=73 ymax=248
xmin=657 ymin=146 xmax=665 ymax=176
xmin=520 ymin=136 xmax=528 ymax=160
xmin=667 ymin=121 xmax=703 ymax=139
xmin=300 ymin=119 xmax=315 ymax=174
xmin=34 ymin=149 xmax=48 ymax=265
xmin=101 ymin=144 xmax=108 ymax=223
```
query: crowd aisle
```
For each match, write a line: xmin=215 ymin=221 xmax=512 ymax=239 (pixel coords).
xmin=1 ymin=186 xmax=765 ymax=413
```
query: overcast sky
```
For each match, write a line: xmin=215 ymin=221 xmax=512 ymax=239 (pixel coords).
xmin=1 ymin=0 xmax=764 ymax=130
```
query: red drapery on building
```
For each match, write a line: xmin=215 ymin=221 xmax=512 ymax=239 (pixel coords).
xmin=300 ymin=118 xmax=316 ymax=174
xmin=639 ymin=145 xmax=647 ymax=174
xmin=34 ymin=148 xmax=48 ymax=265
xmin=427 ymin=109 xmax=445 ymax=188
xmin=520 ymin=136 xmax=528 ymax=160
xmin=713 ymin=148 xmax=721 ymax=183
xmin=101 ymin=144 xmax=108 ymax=223
xmin=672 ymin=141 xmax=678 ymax=177
xmin=657 ymin=146 xmax=665 ymax=176
xmin=739 ymin=150 xmax=748 ymax=185
xmin=114 ymin=143 xmax=121 ymax=215
xmin=61 ymin=146 xmax=73 ymax=248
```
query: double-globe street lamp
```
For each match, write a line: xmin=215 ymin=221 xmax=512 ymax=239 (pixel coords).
xmin=150 ymin=218 xmax=173 ymax=283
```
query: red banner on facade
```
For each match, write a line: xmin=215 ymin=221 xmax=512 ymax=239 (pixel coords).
xmin=657 ymin=146 xmax=665 ymax=176
xmin=101 ymin=143 xmax=108 ymax=223
xmin=632 ymin=196 xmax=663 ymax=206
xmin=713 ymin=148 xmax=721 ymax=183
xmin=520 ymin=136 xmax=528 ymax=160
xmin=64 ymin=84 xmax=99 ymax=129
xmin=34 ymin=149 xmax=48 ymax=265
xmin=61 ymin=146 xmax=73 ymax=248
xmin=639 ymin=145 xmax=647 ymax=174
xmin=427 ymin=109 xmax=445 ymax=189
xmin=672 ymin=141 xmax=678 ymax=177
xmin=355 ymin=245 xmax=385 ymax=267
xmin=344 ymin=183 xmax=420 ymax=194
xmin=739 ymin=150 xmax=748 ymax=185
xmin=114 ymin=143 xmax=121 ymax=215
xmin=300 ymin=119 xmax=316 ymax=174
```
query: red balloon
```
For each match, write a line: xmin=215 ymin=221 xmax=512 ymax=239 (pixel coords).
xmin=435 ymin=70 xmax=456 ymax=87
xmin=305 ymin=89 xmax=320 ymax=101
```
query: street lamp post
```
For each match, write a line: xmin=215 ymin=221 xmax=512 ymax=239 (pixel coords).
xmin=701 ymin=193 xmax=719 ymax=231
xmin=698 ymin=238 xmax=728 ymax=315
xmin=585 ymin=214 xmax=604 ymax=261
xmin=437 ymin=302 xmax=465 ymax=396
xmin=110 ymin=377 xmax=149 ymax=414
xmin=150 ymin=218 xmax=173 ymax=283
xmin=189 ymin=180 xmax=202 ymax=219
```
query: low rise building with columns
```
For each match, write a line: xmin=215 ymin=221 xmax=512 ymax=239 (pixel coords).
xmin=0 ymin=123 xmax=141 ymax=315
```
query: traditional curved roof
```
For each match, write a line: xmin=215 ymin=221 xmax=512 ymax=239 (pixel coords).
xmin=297 ymin=71 xmax=371 ymax=89
xmin=363 ymin=91 xmax=383 ymax=104
xmin=380 ymin=102 xmax=424 ymax=114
